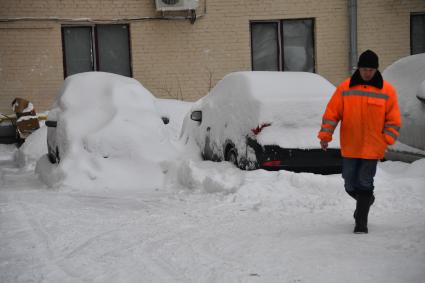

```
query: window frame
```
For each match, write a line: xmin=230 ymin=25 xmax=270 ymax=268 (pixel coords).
xmin=61 ymin=24 xmax=133 ymax=78
xmin=250 ymin=18 xmax=316 ymax=72
xmin=249 ymin=20 xmax=281 ymax=71
xmin=410 ymin=12 xmax=425 ymax=55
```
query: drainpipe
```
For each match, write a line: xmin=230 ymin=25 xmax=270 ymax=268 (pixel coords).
xmin=348 ymin=0 xmax=358 ymax=74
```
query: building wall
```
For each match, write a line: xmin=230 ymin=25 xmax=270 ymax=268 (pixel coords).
xmin=0 ymin=0 xmax=424 ymax=113
xmin=0 ymin=22 xmax=63 ymax=114
xmin=357 ymin=0 xmax=425 ymax=71
xmin=133 ymin=0 xmax=349 ymax=101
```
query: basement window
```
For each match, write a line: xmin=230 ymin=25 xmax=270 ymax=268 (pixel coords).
xmin=62 ymin=24 xmax=132 ymax=78
xmin=411 ymin=13 xmax=425 ymax=55
xmin=250 ymin=19 xmax=315 ymax=72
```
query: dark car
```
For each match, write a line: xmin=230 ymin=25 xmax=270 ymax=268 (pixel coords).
xmin=181 ymin=71 xmax=342 ymax=174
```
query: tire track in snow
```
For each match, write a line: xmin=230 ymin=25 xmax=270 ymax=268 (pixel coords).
xmin=0 ymin=155 xmax=78 ymax=282
xmin=16 ymin=193 xmax=83 ymax=281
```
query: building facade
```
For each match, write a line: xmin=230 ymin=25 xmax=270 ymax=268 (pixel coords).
xmin=1 ymin=0 xmax=424 ymax=114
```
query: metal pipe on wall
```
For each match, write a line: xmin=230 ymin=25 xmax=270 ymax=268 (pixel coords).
xmin=348 ymin=0 xmax=358 ymax=74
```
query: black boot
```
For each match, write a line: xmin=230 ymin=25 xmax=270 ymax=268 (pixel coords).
xmin=347 ymin=190 xmax=358 ymax=219
xmin=354 ymin=192 xmax=373 ymax=234
xmin=353 ymin=194 xmax=375 ymax=219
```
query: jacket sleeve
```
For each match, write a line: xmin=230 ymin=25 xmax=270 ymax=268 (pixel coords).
xmin=383 ymin=86 xmax=401 ymax=145
xmin=318 ymin=85 xmax=343 ymax=142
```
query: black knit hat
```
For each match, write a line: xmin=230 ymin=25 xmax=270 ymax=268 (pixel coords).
xmin=358 ymin=49 xmax=379 ymax=69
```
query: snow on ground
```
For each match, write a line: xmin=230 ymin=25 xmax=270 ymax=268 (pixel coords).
xmin=1 ymin=107 xmax=425 ymax=282
xmin=0 ymin=71 xmax=424 ymax=283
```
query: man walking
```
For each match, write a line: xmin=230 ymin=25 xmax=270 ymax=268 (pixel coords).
xmin=318 ymin=50 xmax=401 ymax=234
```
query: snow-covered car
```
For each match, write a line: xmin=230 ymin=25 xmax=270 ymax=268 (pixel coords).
xmin=181 ymin=71 xmax=342 ymax=174
xmin=40 ymin=72 xmax=177 ymax=188
xmin=46 ymin=72 xmax=171 ymax=164
xmin=383 ymin=54 xmax=425 ymax=162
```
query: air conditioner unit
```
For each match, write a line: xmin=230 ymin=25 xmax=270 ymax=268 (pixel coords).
xmin=155 ymin=0 xmax=199 ymax=11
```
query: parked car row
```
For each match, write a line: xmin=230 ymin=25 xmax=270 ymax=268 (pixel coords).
xmin=43 ymin=64 xmax=425 ymax=175
xmin=44 ymin=71 xmax=342 ymax=174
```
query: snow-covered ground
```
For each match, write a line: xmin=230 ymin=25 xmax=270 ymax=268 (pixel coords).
xmin=1 ymin=69 xmax=425 ymax=282
xmin=1 ymin=101 xmax=425 ymax=283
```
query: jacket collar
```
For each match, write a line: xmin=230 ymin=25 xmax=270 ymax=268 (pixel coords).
xmin=349 ymin=69 xmax=383 ymax=89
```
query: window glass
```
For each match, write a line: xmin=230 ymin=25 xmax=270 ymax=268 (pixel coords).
xmin=62 ymin=27 xmax=93 ymax=76
xmin=411 ymin=14 xmax=425 ymax=54
xmin=282 ymin=19 xmax=314 ymax=72
xmin=97 ymin=25 xmax=131 ymax=77
xmin=251 ymin=22 xmax=279 ymax=71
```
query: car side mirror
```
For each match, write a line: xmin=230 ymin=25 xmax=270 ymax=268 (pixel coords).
xmin=190 ymin=111 xmax=202 ymax=122
xmin=45 ymin=120 xmax=57 ymax=127
xmin=417 ymin=95 xmax=425 ymax=104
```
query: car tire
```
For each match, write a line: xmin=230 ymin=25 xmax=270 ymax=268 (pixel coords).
xmin=226 ymin=148 xmax=238 ymax=167
xmin=47 ymin=152 xmax=57 ymax=164
xmin=47 ymin=146 xmax=59 ymax=164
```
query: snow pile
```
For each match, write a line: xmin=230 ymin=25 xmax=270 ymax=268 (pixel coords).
xmin=383 ymin=54 xmax=425 ymax=151
xmin=0 ymin=144 xmax=17 ymax=162
xmin=36 ymin=72 xmax=177 ymax=190
xmin=169 ymin=159 xmax=343 ymax=212
xmin=403 ymin=158 xmax=425 ymax=177
xmin=15 ymin=125 xmax=47 ymax=169
xmin=176 ymin=160 xmax=243 ymax=194
xmin=170 ymin=158 xmax=425 ymax=213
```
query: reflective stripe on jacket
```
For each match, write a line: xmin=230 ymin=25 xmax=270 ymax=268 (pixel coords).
xmin=318 ymin=78 xmax=401 ymax=159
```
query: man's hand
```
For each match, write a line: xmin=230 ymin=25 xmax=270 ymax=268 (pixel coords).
xmin=320 ymin=140 xmax=328 ymax=151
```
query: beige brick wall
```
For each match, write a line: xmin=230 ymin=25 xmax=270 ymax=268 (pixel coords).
xmin=135 ymin=0 xmax=350 ymax=101
xmin=0 ymin=22 xmax=63 ymax=114
xmin=357 ymin=0 xmax=425 ymax=72
xmin=0 ymin=0 xmax=424 ymax=113
xmin=0 ymin=0 xmax=156 ymax=19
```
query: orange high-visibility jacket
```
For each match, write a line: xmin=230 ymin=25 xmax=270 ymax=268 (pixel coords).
xmin=318 ymin=78 xmax=401 ymax=159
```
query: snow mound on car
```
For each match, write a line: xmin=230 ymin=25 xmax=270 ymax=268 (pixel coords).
xmin=36 ymin=72 xmax=176 ymax=191
xmin=383 ymin=54 xmax=425 ymax=151
xmin=182 ymin=71 xmax=338 ymax=156
xmin=246 ymin=72 xmax=338 ymax=148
